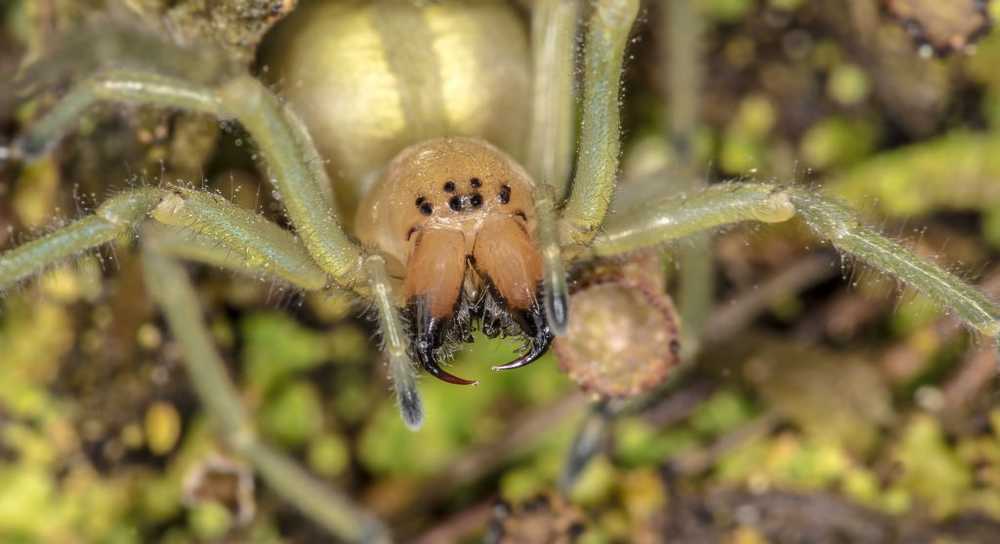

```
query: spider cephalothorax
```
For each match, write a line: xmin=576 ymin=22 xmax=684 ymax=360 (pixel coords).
xmin=357 ymin=137 xmax=553 ymax=384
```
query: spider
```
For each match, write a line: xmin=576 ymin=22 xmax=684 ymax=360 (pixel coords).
xmin=1 ymin=2 xmax=999 ymax=537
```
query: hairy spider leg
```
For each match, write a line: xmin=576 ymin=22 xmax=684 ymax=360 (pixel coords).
xmin=585 ymin=183 xmax=1000 ymax=344
xmin=10 ymin=69 xmax=367 ymax=290
xmin=2 ymin=63 xmax=430 ymax=427
xmin=141 ymin=237 xmax=388 ymax=542
xmin=558 ymin=0 xmax=640 ymax=247
xmin=366 ymin=254 xmax=425 ymax=429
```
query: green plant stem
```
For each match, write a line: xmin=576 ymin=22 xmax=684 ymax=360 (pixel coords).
xmin=664 ymin=0 xmax=712 ymax=347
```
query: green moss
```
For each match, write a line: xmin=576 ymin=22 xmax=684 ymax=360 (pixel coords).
xmin=895 ymin=415 xmax=972 ymax=517
xmin=689 ymin=389 xmax=754 ymax=437
xmin=242 ymin=312 xmax=331 ymax=394
xmin=258 ymin=380 xmax=325 ymax=447
xmin=800 ymin=116 xmax=878 ymax=170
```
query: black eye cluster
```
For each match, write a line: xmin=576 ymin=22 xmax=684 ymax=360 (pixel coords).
xmin=415 ymin=196 xmax=433 ymax=216
xmin=413 ymin=178 xmax=513 ymax=215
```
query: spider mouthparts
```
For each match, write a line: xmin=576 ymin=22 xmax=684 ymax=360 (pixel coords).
xmin=492 ymin=302 xmax=554 ymax=371
xmin=409 ymin=299 xmax=477 ymax=386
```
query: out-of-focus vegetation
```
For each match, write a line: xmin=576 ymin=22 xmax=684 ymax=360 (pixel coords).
xmin=1 ymin=0 xmax=1000 ymax=542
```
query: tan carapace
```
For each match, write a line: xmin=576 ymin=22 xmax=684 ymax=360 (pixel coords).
xmin=355 ymin=137 xmax=551 ymax=384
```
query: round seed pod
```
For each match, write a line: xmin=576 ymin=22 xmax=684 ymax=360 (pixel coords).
xmin=554 ymin=255 xmax=681 ymax=398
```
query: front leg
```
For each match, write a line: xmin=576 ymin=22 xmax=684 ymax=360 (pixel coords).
xmin=586 ymin=182 xmax=1000 ymax=342
xmin=9 ymin=67 xmax=366 ymax=291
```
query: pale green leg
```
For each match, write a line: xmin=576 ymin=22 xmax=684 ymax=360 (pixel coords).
xmin=10 ymin=69 xmax=427 ymax=429
xmin=364 ymin=254 xmax=423 ymax=430
xmin=534 ymin=184 xmax=569 ymax=334
xmin=0 ymin=187 xmax=329 ymax=292
xmin=587 ymin=183 xmax=1000 ymax=340
xmin=12 ymin=69 xmax=366 ymax=291
xmin=559 ymin=0 xmax=640 ymax=246
xmin=528 ymin=0 xmax=578 ymax=199
xmin=0 ymin=189 xmax=162 ymax=290
xmin=528 ymin=0 xmax=579 ymax=335
xmin=141 ymin=242 xmax=389 ymax=543
xmin=149 ymin=188 xmax=328 ymax=290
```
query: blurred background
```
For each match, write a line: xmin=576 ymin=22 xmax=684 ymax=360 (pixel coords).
xmin=1 ymin=0 xmax=1000 ymax=542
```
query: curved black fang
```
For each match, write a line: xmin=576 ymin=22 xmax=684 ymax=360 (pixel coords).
xmin=409 ymin=298 xmax=477 ymax=385
xmin=492 ymin=296 xmax=554 ymax=371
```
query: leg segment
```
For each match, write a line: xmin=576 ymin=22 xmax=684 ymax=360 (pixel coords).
xmin=0 ymin=189 xmax=162 ymax=291
xmin=141 ymin=241 xmax=389 ymax=543
xmin=0 ymin=187 xmax=329 ymax=293
xmin=365 ymin=254 xmax=425 ymax=430
xmin=559 ymin=0 xmax=640 ymax=246
xmin=11 ymin=68 xmax=366 ymax=290
xmin=534 ymin=184 xmax=570 ymax=336
xmin=149 ymin=188 xmax=328 ymax=290
xmin=587 ymin=182 xmax=1000 ymax=340
xmin=528 ymin=0 xmax=579 ymax=199
xmin=528 ymin=0 xmax=577 ymax=336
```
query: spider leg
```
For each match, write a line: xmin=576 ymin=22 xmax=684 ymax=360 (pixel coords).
xmin=0 ymin=188 xmax=161 ymax=290
xmin=534 ymin=183 xmax=570 ymax=335
xmin=585 ymin=182 xmax=1000 ymax=342
xmin=558 ymin=0 xmax=640 ymax=247
xmin=364 ymin=255 xmax=426 ymax=428
xmin=525 ymin=1 xmax=580 ymax=338
xmin=9 ymin=68 xmax=367 ymax=291
xmin=528 ymin=0 xmax=578 ymax=200
xmin=343 ymin=253 xmax=437 ymax=426
xmin=0 ymin=187 xmax=329 ymax=292
xmin=141 ymin=239 xmax=389 ymax=543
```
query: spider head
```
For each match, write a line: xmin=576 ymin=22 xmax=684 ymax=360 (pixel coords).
xmin=356 ymin=137 xmax=554 ymax=384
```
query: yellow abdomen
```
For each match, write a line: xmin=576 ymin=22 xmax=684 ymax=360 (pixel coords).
xmin=270 ymin=0 xmax=531 ymax=221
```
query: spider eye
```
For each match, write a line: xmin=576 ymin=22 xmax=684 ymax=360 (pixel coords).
xmin=449 ymin=195 xmax=463 ymax=211
xmin=499 ymin=184 xmax=511 ymax=204
xmin=443 ymin=181 xmax=456 ymax=192
xmin=470 ymin=194 xmax=483 ymax=208
xmin=470 ymin=177 xmax=482 ymax=188
xmin=419 ymin=202 xmax=433 ymax=215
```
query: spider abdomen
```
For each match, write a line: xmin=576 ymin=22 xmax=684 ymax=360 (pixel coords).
xmin=271 ymin=0 xmax=531 ymax=217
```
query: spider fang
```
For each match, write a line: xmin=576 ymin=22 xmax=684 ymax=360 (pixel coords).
xmin=409 ymin=297 xmax=477 ymax=386
xmin=492 ymin=291 xmax=555 ymax=371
